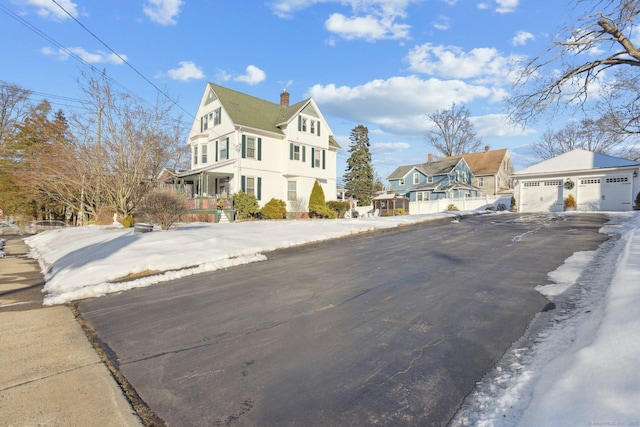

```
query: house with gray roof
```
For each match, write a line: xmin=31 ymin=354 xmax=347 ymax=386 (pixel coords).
xmin=164 ymin=83 xmax=339 ymax=217
xmin=387 ymin=154 xmax=479 ymax=203
xmin=513 ymin=149 xmax=640 ymax=212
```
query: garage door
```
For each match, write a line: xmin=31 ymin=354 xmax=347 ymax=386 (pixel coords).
xmin=520 ymin=180 xmax=563 ymax=212
xmin=577 ymin=176 xmax=632 ymax=211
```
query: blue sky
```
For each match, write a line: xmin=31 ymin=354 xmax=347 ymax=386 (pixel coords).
xmin=1 ymin=0 xmax=584 ymax=179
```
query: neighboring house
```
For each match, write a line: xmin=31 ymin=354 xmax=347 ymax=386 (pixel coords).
xmin=165 ymin=83 xmax=339 ymax=213
xmin=513 ymin=149 xmax=640 ymax=212
xmin=387 ymin=154 xmax=479 ymax=202
xmin=443 ymin=147 xmax=514 ymax=196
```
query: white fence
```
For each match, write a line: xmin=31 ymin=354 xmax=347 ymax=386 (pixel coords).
xmin=409 ymin=195 xmax=511 ymax=215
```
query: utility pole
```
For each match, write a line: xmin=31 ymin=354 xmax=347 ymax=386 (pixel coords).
xmin=96 ymin=105 xmax=103 ymax=210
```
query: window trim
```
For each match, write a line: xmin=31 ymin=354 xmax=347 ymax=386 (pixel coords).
xmin=201 ymin=144 xmax=208 ymax=164
xmin=287 ymin=180 xmax=297 ymax=201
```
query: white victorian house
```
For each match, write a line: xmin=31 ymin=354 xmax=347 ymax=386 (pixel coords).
xmin=163 ymin=84 xmax=339 ymax=218
xmin=513 ymin=149 xmax=640 ymax=212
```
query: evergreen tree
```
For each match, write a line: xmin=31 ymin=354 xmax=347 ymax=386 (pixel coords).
xmin=343 ymin=124 xmax=374 ymax=206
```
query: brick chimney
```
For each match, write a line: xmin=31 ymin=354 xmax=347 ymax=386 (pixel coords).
xmin=428 ymin=153 xmax=434 ymax=163
xmin=280 ymin=89 xmax=289 ymax=107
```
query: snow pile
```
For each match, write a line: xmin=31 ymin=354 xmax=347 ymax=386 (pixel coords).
xmin=451 ymin=212 xmax=640 ymax=426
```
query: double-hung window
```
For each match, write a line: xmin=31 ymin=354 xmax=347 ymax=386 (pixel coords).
xmin=413 ymin=172 xmax=419 ymax=185
xmin=245 ymin=177 xmax=256 ymax=195
xmin=219 ymin=142 xmax=227 ymax=160
xmin=193 ymin=145 xmax=198 ymax=165
xmin=288 ymin=181 xmax=297 ymax=201
xmin=213 ymin=107 xmax=221 ymax=125
xmin=201 ymin=144 xmax=208 ymax=164
xmin=246 ymin=137 xmax=256 ymax=159
xmin=293 ymin=145 xmax=301 ymax=161
xmin=478 ymin=177 xmax=484 ymax=187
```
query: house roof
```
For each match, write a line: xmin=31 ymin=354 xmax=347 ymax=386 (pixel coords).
xmin=387 ymin=157 xmax=462 ymax=180
xmin=443 ymin=148 xmax=509 ymax=176
xmin=514 ymin=149 xmax=640 ymax=176
xmin=208 ymin=83 xmax=340 ymax=149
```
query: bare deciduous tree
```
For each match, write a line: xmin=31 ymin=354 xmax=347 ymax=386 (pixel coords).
xmin=509 ymin=0 xmax=640 ymax=134
xmin=532 ymin=116 xmax=629 ymax=160
xmin=426 ymin=103 xmax=482 ymax=157
xmin=0 ymin=81 xmax=32 ymax=146
xmin=71 ymin=71 xmax=186 ymax=219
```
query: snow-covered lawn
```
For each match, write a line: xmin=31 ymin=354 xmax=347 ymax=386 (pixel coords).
xmin=23 ymin=211 xmax=640 ymax=425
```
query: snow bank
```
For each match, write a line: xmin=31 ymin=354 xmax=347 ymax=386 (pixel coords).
xmin=451 ymin=212 xmax=640 ymax=426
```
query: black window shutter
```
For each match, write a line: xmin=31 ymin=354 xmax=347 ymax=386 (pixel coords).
xmin=302 ymin=146 xmax=306 ymax=162
xmin=241 ymin=175 xmax=246 ymax=192
xmin=322 ymin=150 xmax=326 ymax=169
xmin=215 ymin=140 xmax=219 ymax=162
xmin=290 ymin=143 xmax=294 ymax=160
xmin=225 ymin=138 xmax=229 ymax=159
xmin=257 ymin=138 xmax=262 ymax=161
xmin=298 ymin=116 xmax=302 ymax=131
xmin=242 ymin=135 xmax=246 ymax=159
xmin=257 ymin=177 xmax=262 ymax=200
xmin=311 ymin=148 xmax=315 ymax=168
xmin=318 ymin=122 xmax=321 ymax=136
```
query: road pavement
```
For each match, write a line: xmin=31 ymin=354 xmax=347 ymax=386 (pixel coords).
xmin=77 ymin=213 xmax=611 ymax=426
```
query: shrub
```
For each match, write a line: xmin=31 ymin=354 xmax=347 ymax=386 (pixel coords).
xmin=394 ymin=208 xmax=407 ymax=216
xmin=136 ymin=188 xmax=189 ymax=230
xmin=233 ymin=191 xmax=260 ymax=220
xmin=309 ymin=204 xmax=337 ymax=219
xmin=309 ymin=180 xmax=326 ymax=207
xmin=260 ymin=198 xmax=287 ymax=219
xmin=327 ymin=200 xmax=350 ymax=218
xmin=447 ymin=204 xmax=459 ymax=211
xmin=497 ymin=203 xmax=507 ymax=211
xmin=309 ymin=180 xmax=336 ymax=219
xmin=635 ymin=192 xmax=640 ymax=208
xmin=510 ymin=195 xmax=517 ymax=211
xmin=120 ymin=215 xmax=135 ymax=228
xmin=564 ymin=194 xmax=577 ymax=209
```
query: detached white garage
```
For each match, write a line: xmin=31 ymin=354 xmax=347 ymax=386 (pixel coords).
xmin=514 ymin=149 xmax=640 ymax=212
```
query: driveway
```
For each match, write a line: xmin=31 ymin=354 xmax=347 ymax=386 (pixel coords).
xmin=77 ymin=213 xmax=610 ymax=426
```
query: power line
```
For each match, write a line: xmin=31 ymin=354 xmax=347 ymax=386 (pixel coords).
xmin=50 ymin=0 xmax=195 ymax=120
xmin=0 ymin=3 xmax=196 ymax=129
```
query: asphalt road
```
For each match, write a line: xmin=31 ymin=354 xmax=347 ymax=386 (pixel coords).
xmin=77 ymin=213 xmax=610 ymax=426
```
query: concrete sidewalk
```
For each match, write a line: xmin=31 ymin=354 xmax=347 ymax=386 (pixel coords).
xmin=0 ymin=228 xmax=142 ymax=426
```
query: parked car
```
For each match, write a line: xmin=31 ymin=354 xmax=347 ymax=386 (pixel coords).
xmin=27 ymin=220 xmax=68 ymax=234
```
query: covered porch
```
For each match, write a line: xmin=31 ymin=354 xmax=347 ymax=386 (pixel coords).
xmin=157 ymin=168 xmax=235 ymax=223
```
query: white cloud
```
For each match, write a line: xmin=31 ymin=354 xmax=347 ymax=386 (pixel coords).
xmin=307 ymin=75 xmax=493 ymax=136
xmin=234 ymin=65 xmax=267 ymax=85
xmin=270 ymin=0 xmax=414 ymax=41
xmin=496 ymin=0 xmax=519 ymax=14
xmin=167 ymin=61 xmax=205 ymax=82
xmin=23 ymin=0 xmax=78 ymax=21
xmin=471 ymin=114 xmax=535 ymax=138
xmin=512 ymin=30 xmax=535 ymax=46
xmin=41 ymin=46 xmax=126 ymax=64
xmin=143 ymin=0 xmax=184 ymax=25
xmin=433 ymin=15 xmax=450 ymax=31
xmin=372 ymin=142 xmax=411 ymax=154
xmin=325 ymin=13 xmax=410 ymax=41
xmin=405 ymin=43 xmax=517 ymax=84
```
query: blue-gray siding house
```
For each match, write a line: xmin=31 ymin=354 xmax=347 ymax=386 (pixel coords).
xmin=387 ymin=156 xmax=479 ymax=202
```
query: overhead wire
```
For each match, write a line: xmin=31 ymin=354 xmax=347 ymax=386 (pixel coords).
xmin=50 ymin=0 xmax=195 ymax=120
xmin=0 ymin=3 xmax=195 ymax=130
